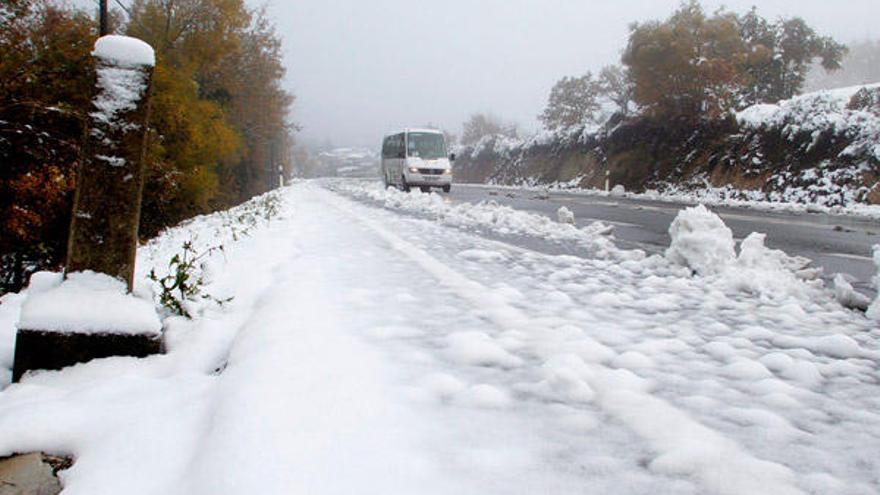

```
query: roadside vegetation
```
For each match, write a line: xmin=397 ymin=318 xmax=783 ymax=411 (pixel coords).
xmin=453 ymin=1 xmax=879 ymax=210
xmin=0 ymin=0 xmax=294 ymax=294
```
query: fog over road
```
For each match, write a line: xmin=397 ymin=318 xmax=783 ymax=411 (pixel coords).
xmin=448 ymin=184 xmax=879 ymax=296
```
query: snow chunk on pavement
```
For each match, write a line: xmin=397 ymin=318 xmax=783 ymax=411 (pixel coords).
xmin=611 ymin=351 xmax=654 ymax=370
xmin=556 ymin=206 xmax=575 ymax=224
xmin=666 ymin=204 xmax=735 ymax=275
xmin=812 ymin=334 xmax=863 ymax=359
xmin=421 ymin=373 xmax=467 ymax=401
xmin=18 ymin=271 xmax=161 ymax=335
xmin=456 ymin=384 xmax=513 ymax=409
xmin=458 ymin=249 xmax=506 ymax=263
xmin=726 ymin=232 xmax=818 ymax=299
xmin=522 ymin=354 xmax=596 ymax=403
xmin=92 ymin=35 xmax=155 ymax=67
xmin=721 ymin=360 xmax=774 ymax=380
xmin=832 ymin=274 xmax=871 ymax=310
xmin=445 ymin=331 xmax=523 ymax=368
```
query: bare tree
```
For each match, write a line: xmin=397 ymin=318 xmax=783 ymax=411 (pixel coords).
xmin=598 ymin=65 xmax=635 ymax=117
xmin=539 ymin=73 xmax=602 ymax=130
xmin=461 ymin=113 xmax=517 ymax=145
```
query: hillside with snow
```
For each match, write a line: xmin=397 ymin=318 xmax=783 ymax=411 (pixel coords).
xmin=454 ymin=84 xmax=880 ymax=210
xmin=317 ymin=147 xmax=379 ymax=178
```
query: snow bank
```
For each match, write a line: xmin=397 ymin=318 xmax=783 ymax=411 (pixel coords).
xmin=666 ymin=207 xmax=828 ymax=302
xmin=0 ymin=292 xmax=26 ymax=387
xmin=833 ymin=274 xmax=871 ymax=311
xmin=474 ymin=180 xmax=880 ymax=219
xmin=868 ymin=245 xmax=880 ymax=320
xmin=17 ymin=271 xmax=161 ymax=335
xmin=92 ymin=35 xmax=155 ymax=67
xmin=556 ymin=206 xmax=574 ymax=224
xmin=665 ymin=204 xmax=735 ymax=275
xmin=333 ymin=181 xmax=643 ymax=261
xmin=726 ymin=233 xmax=820 ymax=300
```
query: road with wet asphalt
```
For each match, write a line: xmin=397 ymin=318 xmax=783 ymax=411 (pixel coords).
xmin=448 ymin=183 xmax=879 ymax=296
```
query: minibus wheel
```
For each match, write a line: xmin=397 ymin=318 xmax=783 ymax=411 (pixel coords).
xmin=400 ymin=176 xmax=410 ymax=192
xmin=442 ymin=185 xmax=451 ymax=193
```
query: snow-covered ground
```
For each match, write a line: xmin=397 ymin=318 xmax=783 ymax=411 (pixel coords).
xmin=0 ymin=181 xmax=879 ymax=494
xmin=318 ymin=147 xmax=379 ymax=177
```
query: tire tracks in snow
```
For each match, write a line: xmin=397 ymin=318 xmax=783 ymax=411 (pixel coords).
xmin=317 ymin=184 xmax=806 ymax=495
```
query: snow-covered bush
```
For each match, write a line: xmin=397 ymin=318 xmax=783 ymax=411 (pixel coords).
xmin=148 ymin=240 xmax=230 ymax=318
xmin=146 ymin=189 xmax=283 ymax=318
xmin=665 ymin=205 xmax=735 ymax=275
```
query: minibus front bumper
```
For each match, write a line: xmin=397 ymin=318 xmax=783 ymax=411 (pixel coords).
xmin=404 ymin=169 xmax=453 ymax=186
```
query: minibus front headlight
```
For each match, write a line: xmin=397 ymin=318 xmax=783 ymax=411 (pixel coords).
xmin=443 ymin=168 xmax=452 ymax=175
xmin=409 ymin=167 xmax=419 ymax=173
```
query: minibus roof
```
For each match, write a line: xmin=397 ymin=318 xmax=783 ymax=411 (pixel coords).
xmin=384 ymin=128 xmax=444 ymax=137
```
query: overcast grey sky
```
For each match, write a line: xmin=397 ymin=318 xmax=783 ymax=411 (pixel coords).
xmin=264 ymin=0 xmax=880 ymax=148
xmin=79 ymin=0 xmax=880 ymax=148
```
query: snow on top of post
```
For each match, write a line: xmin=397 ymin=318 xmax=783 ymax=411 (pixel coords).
xmin=18 ymin=271 xmax=161 ymax=336
xmin=93 ymin=35 xmax=155 ymax=68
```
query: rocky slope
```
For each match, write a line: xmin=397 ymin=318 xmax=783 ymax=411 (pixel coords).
xmin=455 ymin=84 xmax=880 ymax=207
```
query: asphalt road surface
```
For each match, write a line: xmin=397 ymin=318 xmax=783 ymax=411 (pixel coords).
xmin=449 ymin=183 xmax=879 ymax=297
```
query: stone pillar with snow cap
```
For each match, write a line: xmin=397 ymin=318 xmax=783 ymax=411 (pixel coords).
xmin=66 ymin=35 xmax=155 ymax=289
xmin=11 ymin=36 xmax=162 ymax=383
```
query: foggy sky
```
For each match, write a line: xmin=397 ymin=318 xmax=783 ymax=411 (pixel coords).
xmin=266 ymin=0 xmax=879 ymax=149
xmin=73 ymin=0 xmax=880 ymax=148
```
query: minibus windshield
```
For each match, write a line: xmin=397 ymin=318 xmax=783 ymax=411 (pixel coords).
xmin=406 ymin=133 xmax=446 ymax=159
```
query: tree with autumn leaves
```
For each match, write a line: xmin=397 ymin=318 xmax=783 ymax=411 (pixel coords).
xmin=0 ymin=0 xmax=294 ymax=293
xmin=127 ymin=0 xmax=294 ymax=234
xmin=540 ymin=1 xmax=846 ymax=128
xmin=0 ymin=1 xmax=94 ymax=291
xmin=623 ymin=1 xmax=845 ymax=120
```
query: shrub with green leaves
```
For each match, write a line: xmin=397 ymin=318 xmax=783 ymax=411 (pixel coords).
xmin=148 ymin=240 xmax=231 ymax=318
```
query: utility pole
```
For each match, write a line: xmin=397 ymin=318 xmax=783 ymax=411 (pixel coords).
xmin=99 ymin=0 xmax=109 ymax=36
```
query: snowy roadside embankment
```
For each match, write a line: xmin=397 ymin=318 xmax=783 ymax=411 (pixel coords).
xmin=0 ymin=181 xmax=877 ymax=494
xmin=737 ymin=83 xmax=880 ymax=163
xmin=455 ymin=84 xmax=880 ymax=212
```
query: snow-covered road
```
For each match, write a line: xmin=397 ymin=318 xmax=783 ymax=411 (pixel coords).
xmin=0 ymin=181 xmax=878 ymax=494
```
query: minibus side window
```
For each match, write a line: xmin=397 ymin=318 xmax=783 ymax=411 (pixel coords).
xmin=395 ymin=133 xmax=405 ymax=158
